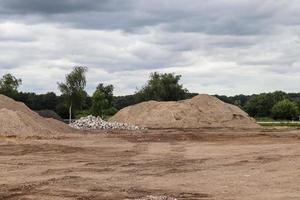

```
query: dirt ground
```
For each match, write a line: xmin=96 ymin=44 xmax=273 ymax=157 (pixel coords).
xmin=0 ymin=128 xmax=300 ymax=200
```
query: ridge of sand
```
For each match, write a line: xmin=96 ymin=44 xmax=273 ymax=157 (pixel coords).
xmin=110 ymin=94 xmax=260 ymax=129
xmin=0 ymin=95 xmax=72 ymax=136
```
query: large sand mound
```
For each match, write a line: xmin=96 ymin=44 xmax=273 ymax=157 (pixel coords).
xmin=0 ymin=95 xmax=72 ymax=136
xmin=110 ymin=94 xmax=260 ymax=129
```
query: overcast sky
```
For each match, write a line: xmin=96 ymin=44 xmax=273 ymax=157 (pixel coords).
xmin=0 ymin=0 xmax=299 ymax=96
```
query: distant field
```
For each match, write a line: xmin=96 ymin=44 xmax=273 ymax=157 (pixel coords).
xmin=258 ymin=121 xmax=300 ymax=128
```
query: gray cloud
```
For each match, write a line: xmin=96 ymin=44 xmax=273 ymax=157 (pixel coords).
xmin=0 ymin=0 xmax=295 ymax=34
xmin=0 ymin=0 xmax=119 ymax=14
xmin=0 ymin=0 xmax=300 ymax=95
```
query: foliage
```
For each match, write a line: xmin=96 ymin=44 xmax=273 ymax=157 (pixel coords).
xmin=136 ymin=72 xmax=188 ymax=101
xmin=55 ymin=102 xmax=70 ymax=119
xmin=96 ymin=83 xmax=114 ymax=106
xmin=81 ymin=91 xmax=92 ymax=110
xmin=91 ymin=83 xmax=116 ymax=117
xmin=15 ymin=92 xmax=58 ymax=111
xmin=91 ymin=90 xmax=109 ymax=117
xmin=75 ymin=110 xmax=91 ymax=119
xmin=271 ymin=99 xmax=298 ymax=120
xmin=57 ymin=66 xmax=88 ymax=121
xmin=215 ymin=94 xmax=251 ymax=107
xmin=103 ymin=107 xmax=118 ymax=117
xmin=3 ymin=71 xmax=300 ymax=121
xmin=244 ymin=91 xmax=288 ymax=117
xmin=0 ymin=73 xmax=22 ymax=98
xmin=113 ymin=95 xmax=138 ymax=110
xmin=185 ymin=92 xmax=199 ymax=99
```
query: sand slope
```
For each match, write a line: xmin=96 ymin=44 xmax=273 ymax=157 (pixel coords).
xmin=0 ymin=95 xmax=72 ymax=136
xmin=110 ymin=94 xmax=260 ymax=129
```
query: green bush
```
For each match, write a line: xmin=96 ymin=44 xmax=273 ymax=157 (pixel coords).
xmin=75 ymin=110 xmax=91 ymax=119
xmin=91 ymin=90 xmax=109 ymax=117
xmin=103 ymin=107 xmax=118 ymax=116
xmin=55 ymin=103 xmax=70 ymax=119
xmin=244 ymin=91 xmax=288 ymax=117
xmin=271 ymin=99 xmax=298 ymax=120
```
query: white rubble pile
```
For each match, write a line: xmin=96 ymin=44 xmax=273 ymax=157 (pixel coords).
xmin=134 ymin=196 xmax=177 ymax=200
xmin=70 ymin=115 xmax=143 ymax=130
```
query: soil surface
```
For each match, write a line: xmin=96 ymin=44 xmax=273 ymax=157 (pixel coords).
xmin=1 ymin=129 xmax=300 ymax=200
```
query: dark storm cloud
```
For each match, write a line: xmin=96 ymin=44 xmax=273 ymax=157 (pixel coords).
xmin=0 ymin=0 xmax=293 ymax=35
xmin=0 ymin=0 xmax=123 ymax=14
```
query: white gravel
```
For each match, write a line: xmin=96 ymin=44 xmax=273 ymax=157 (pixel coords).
xmin=134 ymin=196 xmax=177 ymax=200
xmin=70 ymin=115 xmax=144 ymax=131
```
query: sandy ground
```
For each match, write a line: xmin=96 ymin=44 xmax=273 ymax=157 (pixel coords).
xmin=0 ymin=129 xmax=300 ymax=200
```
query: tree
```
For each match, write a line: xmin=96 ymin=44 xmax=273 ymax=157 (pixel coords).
xmin=91 ymin=83 xmax=116 ymax=117
xmin=55 ymin=102 xmax=70 ymax=119
xmin=136 ymin=72 xmax=188 ymax=101
xmin=41 ymin=92 xmax=58 ymax=110
xmin=271 ymin=99 xmax=298 ymax=120
xmin=58 ymin=66 xmax=88 ymax=123
xmin=96 ymin=83 xmax=114 ymax=106
xmin=112 ymin=95 xmax=139 ymax=110
xmin=0 ymin=73 xmax=22 ymax=98
xmin=244 ymin=91 xmax=288 ymax=117
xmin=91 ymin=90 xmax=109 ymax=117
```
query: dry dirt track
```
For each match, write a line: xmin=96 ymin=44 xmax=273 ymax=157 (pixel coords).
xmin=0 ymin=129 xmax=300 ymax=200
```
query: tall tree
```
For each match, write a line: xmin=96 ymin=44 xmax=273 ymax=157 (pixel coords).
xmin=136 ymin=72 xmax=188 ymax=101
xmin=58 ymin=66 xmax=88 ymax=123
xmin=91 ymin=90 xmax=109 ymax=117
xmin=96 ymin=83 xmax=114 ymax=106
xmin=0 ymin=73 xmax=22 ymax=98
xmin=91 ymin=83 xmax=115 ymax=117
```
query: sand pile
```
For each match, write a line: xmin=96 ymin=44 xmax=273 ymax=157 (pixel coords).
xmin=36 ymin=109 xmax=63 ymax=121
xmin=110 ymin=94 xmax=260 ymax=129
xmin=0 ymin=95 xmax=72 ymax=136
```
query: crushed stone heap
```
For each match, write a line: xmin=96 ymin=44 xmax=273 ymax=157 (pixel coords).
xmin=110 ymin=94 xmax=260 ymax=129
xmin=134 ymin=196 xmax=177 ymax=200
xmin=70 ymin=115 xmax=144 ymax=131
xmin=0 ymin=94 xmax=72 ymax=136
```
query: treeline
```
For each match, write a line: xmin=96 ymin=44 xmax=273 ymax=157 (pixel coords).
xmin=1 ymin=68 xmax=300 ymax=121
xmin=216 ymin=91 xmax=300 ymax=120
xmin=0 ymin=67 xmax=195 ymax=120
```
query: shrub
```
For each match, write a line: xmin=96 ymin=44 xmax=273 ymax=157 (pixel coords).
xmin=271 ymin=99 xmax=298 ymax=120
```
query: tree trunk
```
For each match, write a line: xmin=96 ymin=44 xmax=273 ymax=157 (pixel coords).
xmin=69 ymin=101 xmax=72 ymax=124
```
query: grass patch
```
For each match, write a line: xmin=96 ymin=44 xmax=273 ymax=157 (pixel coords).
xmin=258 ymin=121 xmax=300 ymax=128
